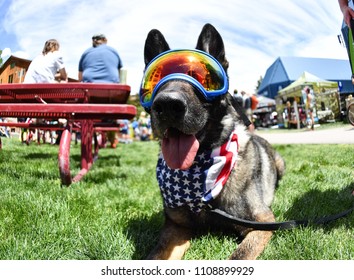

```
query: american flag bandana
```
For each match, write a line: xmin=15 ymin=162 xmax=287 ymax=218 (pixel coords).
xmin=156 ymin=129 xmax=239 ymax=213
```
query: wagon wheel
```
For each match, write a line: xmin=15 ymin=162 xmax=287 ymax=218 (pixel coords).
xmin=348 ymin=102 xmax=354 ymax=126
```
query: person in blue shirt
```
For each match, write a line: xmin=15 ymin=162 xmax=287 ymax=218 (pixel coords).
xmin=78 ymin=33 xmax=123 ymax=83
xmin=78 ymin=34 xmax=123 ymax=148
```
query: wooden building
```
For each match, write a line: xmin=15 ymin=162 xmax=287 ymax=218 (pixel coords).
xmin=0 ymin=55 xmax=31 ymax=84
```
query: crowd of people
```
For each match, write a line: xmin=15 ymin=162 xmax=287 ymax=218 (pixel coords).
xmin=282 ymin=86 xmax=316 ymax=130
xmin=102 ymin=111 xmax=153 ymax=145
xmin=127 ymin=112 xmax=152 ymax=142
xmin=233 ymin=89 xmax=259 ymax=131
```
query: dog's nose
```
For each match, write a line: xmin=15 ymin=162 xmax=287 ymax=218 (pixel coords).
xmin=152 ymin=92 xmax=187 ymax=121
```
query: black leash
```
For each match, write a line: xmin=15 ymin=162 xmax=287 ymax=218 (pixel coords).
xmin=209 ymin=205 xmax=354 ymax=231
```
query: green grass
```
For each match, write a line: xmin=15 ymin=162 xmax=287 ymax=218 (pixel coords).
xmin=0 ymin=137 xmax=353 ymax=260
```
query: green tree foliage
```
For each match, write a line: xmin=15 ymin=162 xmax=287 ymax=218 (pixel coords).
xmin=256 ymin=75 xmax=263 ymax=91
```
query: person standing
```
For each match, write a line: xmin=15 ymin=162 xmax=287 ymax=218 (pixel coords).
xmin=240 ymin=91 xmax=255 ymax=132
xmin=339 ymin=0 xmax=354 ymax=27
xmin=24 ymin=39 xmax=67 ymax=83
xmin=305 ymin=87 xmax=315 ymax=130
xmin=78 ymin=34 xmax=123 ymax=83
xmin=338 ymin=0 xmax=354 ymax=81
xmin=233 ymin=89 xmax=243 ymax=108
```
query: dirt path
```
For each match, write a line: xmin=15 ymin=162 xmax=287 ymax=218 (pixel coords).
xmin=255 ymin=125 xmax=354 ymax=144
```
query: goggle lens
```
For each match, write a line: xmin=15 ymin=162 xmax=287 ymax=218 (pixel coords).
xmin=139 ymin=49 xmax=228 ymax=109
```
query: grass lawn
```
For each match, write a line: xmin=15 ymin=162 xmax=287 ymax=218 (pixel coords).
xmin=0 ymin=136 xmax=353 ymax=260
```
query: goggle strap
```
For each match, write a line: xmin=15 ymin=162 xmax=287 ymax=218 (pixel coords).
xmin=230 ymin=96 xmax=252 ymax=127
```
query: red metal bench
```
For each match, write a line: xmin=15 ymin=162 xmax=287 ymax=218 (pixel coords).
xmin=0 ymin=83 xmax=137 ymax=186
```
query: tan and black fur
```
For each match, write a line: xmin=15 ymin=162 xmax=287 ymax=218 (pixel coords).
xmin=143 ymin=23 xmax=285 ymax=260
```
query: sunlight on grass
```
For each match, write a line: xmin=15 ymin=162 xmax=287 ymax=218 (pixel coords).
xmin=0 ymin=138 xmax=353 ymax=259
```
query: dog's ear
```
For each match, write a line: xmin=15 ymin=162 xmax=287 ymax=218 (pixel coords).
xmin=196 ymin=23 xmax=229 ymax=70
xmin=144 ymin=29 xmax=170 ymax=66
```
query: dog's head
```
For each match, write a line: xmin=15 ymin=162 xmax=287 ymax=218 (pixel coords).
xmin=140 ymin=23 xmax=243 ymax=170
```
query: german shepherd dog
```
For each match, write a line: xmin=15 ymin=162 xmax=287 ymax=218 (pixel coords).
xmin=140 ymin=23 xmax=285 ymax=260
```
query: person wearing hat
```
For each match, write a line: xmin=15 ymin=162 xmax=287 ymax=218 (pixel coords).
xmin=78 ymin=33 xmax=123 ymax=83
xmin=78 ymin=34 xmax=123 ymax=147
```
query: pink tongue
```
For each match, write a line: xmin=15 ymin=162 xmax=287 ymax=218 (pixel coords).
xmin=162 ymin=133 xmax=199 ymax=170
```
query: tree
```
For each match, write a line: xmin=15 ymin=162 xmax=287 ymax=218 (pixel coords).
xmin=255 ymin=75 xmax=263 ymax=92
xmin=0 ymin=50 xmax=3 ymax=67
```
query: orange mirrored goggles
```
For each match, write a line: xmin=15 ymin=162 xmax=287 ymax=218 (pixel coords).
xmin=139 ymin=49 xmax=229 ymax=109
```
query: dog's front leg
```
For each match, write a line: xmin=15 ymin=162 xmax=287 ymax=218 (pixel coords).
xmin=147 ymin=218 xmax=192 ymax=260
xmin=229 ymin=211 xmax=275 ymax=260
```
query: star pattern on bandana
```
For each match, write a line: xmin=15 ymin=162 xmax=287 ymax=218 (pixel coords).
xmin=156 ymin=128 xmax=239 ymax=214
xmin=157 ymin=151 xmax=213 ymax=213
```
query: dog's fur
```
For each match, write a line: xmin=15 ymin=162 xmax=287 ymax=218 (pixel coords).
xmin=143 ymin=23 xmax=285 ymax=260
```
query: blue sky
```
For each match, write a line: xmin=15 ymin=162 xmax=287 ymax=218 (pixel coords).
xmin=0 ymin=0 xmax=348 ymax=94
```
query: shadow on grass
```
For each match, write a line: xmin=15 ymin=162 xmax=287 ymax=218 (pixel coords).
xmin=125 ymin=211 xmax=164 ymax=260
xmin=24 ymin=152 xmax=54 ymax=160
xmin=125 ymin=185 xmax=354 ymax=260
xmin=83 ymin=155 xmax=124 ymax=184
xmin=86 ymin=170 xmax=127 ymax=184
xmin=282 ymin=183 xmax=354 ymax=230
xmin=124 ymin=210 xmax=249 ymax=260
xmin=94 ymin=155 xmax=121 ymax=167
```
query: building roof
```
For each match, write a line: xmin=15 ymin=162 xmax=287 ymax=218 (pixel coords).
xmin=258 ymin=56 xmax=354 ymax=98
xmin=0 ymin=55 xmax=31 ymax=75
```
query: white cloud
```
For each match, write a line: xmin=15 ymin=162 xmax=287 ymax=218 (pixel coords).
xmin=1 ymin=47 xmax=11 ymax=58
xmin=1 ymin=0 xmax=348 ymax=94
xmin=296 ymin=34 xmax=348 ymax=59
